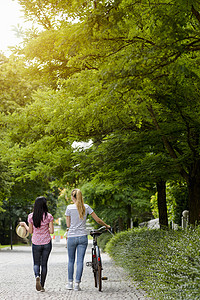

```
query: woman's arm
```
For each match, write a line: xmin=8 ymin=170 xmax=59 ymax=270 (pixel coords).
xmin=49 ymin=221 xmax=54 ymax=234
xmin=66 ymin=216 xmax=70 ymax=228
xmin=90 ymin=212 xmax=111 ymax=228
xmin=20 ymin=221 xmax=33 ymax=234
xmin=29 ymin=223 xmax=33 ymax=234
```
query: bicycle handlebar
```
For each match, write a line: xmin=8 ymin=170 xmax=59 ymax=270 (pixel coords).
xmin=97 ymin=226 xmax=106 ymax=231
xmin=91 ymin=226 xmax=114 ymax=236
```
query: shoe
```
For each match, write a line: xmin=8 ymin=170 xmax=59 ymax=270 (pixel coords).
xmin=74 ymin=283 xmax=81 ymax=291
xmin=66 ymin=282 xmax=73 ymax=290
xmin=40 ymin=287 xmax=45 ymax=292
xmin=36 ymin=276 xmax=42 ymax=291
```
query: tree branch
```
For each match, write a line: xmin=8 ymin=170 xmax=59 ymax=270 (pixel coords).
xmin=175 ymin=103 xmax=199 ymax=157
xmin=192 ymin=5 xmax=200 ymax=24
xmin=147 ymin=104 xmax=189 ymax=183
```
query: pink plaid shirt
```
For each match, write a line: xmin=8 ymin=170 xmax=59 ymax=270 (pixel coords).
xmin=28 ymin=212 xmax=53 ymax=245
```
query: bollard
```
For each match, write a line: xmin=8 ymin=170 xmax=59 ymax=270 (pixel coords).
xmin=181 ymin=210 xmax=189 ymax=229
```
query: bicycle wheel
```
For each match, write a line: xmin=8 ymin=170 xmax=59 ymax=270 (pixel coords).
xmin=96 ymin=246 xmax=102 ymax=291
xmin=92 ymin=248 xmax=98 ymax=287
xmin=98 ymin=263 xmax=102 ymax=291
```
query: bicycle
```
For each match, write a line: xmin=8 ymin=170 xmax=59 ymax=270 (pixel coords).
xmin=86 ymin=226 xmax=113 ymax=291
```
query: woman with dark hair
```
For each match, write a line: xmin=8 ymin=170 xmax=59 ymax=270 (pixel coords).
xmin=20 ymin=196 xmax=54 ymax=292
xmin=65 ymin=188 xmax=110 ymax=291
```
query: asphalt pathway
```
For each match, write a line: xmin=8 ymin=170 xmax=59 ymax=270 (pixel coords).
xmin=0 ymin=239 xmax=150 ymax=299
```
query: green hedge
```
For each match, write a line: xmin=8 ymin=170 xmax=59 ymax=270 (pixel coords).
xmin=97 ymin=232 xmax=113 ymax=252
xmin=106 ymin=227 xmax=200 ymax=300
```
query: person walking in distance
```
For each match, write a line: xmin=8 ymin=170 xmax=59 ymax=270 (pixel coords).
xmin=20 ymin=196 xmax=54 ymax=292
xmin=65 ymin=188 xmax=110 ymax=291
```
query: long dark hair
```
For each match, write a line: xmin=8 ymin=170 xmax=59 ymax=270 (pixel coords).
xmin=33 ymin=196 xmax=48 ymax=228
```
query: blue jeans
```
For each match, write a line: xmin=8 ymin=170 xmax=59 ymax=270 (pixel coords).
xmin=67 ymin=235 xmax=88 ymax=283
xmin=32 ymin=241 xmax=52 ymax=287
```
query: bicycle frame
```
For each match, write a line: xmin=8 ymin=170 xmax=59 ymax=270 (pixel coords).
xmin=86 ymin=226 xmax=112 ymax=291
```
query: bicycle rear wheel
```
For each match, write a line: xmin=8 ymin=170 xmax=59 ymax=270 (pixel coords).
xmin=92 ymin=248 xmax=97 ymax=287
xmin=98 ymin=264 xmax=102 ymax=291
xmin=96 ymin=246 xmax=102 ymax=291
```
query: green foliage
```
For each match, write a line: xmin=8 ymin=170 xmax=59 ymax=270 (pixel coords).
xmin=0 ymin=53 xmax=39 ymax=113
xmin=2 ymin=0 xmax=200 ymax=227
xmin=150 ymin=182 xmax=177 ymax=222
xmin=97 ymin=231 xmax=113 ymax=252
xmin=81 ymin=181 xmax=153 ymax=229
xmin=0 ymin=159 xmax=12 ymax=212
xmin=151 ymin=180 xmax=189 ymax=225
xmin=172 ymin=183 xmax=189 ymax=225
xmin=60 ymin=216 xmax=67 ymax=231
xmin=106 ymin=227 xmax=200 ymax=299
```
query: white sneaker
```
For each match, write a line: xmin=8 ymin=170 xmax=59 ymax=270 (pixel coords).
xmin=74 ymin=283 xmax=81 ymax=291
xmin=66 ymin=282 xmax=73 ymax=290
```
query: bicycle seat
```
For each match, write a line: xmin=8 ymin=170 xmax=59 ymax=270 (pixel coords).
xmin=90 ymin=230 xmax=103 ymax=237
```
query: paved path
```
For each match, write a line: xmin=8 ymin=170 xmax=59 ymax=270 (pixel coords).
xmin=0 ymin=239 xmax=150 ymax=299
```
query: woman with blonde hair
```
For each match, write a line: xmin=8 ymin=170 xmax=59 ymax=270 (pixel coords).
xmin=65 ymin=188 xmax=110 ymax=291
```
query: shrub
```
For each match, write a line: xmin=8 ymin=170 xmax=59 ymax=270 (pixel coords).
xmin=106 ymin=227 xmax=200 ymax=300
xmin=97 ymin=232 xmax=113 ymax=252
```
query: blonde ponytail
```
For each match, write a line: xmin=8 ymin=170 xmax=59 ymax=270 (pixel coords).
xmin=71 ymin=189 xmax=85 ymax=219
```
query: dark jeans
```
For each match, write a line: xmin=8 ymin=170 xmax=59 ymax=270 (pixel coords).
xmin=32 ymin=241 xmax=52 ymax=287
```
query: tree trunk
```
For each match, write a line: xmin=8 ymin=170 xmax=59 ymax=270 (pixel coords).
xmin=127 ymin=204 xmax=132 ymax=229
xmin=157 ymin=180 xmax=168 ymax=229
xmin=188 ymin=159 xmax=200 ymax=225
xmin=118 ymin=217 xmax=124 ymax=231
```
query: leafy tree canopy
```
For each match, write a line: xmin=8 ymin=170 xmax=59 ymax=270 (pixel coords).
xmin=2 ymin=0 xmax=200 ymax=225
